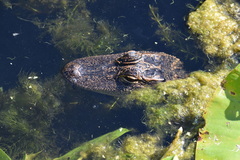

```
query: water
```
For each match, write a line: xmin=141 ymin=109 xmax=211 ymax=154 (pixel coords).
xmin=0 ymin=8 xmax=62 ymax=89
xmin=0 ymin=0 xmax=203 ymax=158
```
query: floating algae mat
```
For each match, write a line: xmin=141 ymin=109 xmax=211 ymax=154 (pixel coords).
xmin=188 ymin=0 xmax=240 ymax=58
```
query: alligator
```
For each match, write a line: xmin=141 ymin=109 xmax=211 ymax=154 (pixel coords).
xmin=62 ymin=50 xmax=187 ymax=96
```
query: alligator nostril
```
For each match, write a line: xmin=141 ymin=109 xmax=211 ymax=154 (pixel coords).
xmin=62 ymin=62 xmax=82 ymax=80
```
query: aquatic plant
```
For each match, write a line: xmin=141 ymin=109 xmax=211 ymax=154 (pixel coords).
xmin=0 ymin=148 xmax=11 ymax=160
xmin=54 ymin=129 xmax=170 ymax=159
xmin=121 ymin=69 xmax=229 ymax=159
xmin=48 ymin=15 xmax=125 ymax=57
xmin=2 ymin=62 xmax=239 ymax=160
xmin=0 ymin=73 xmax=65 ymax=159
xmin=149 ymin=4 xmax=205 ymax=62
xmin=1 ymin=0 xmax=240 ymax=159
xmin=196 ymin=64 xmax=240 ymax=159
xmin=0 ymin=128 xmax=130 ymax=160
xmin=3 ymin=0 xmax=129 ymax=58
xmin=126 ymin=70 xmax=227 ymax=125
xmin=188 ymin=0 xmax=240 ymax=58
xmin=54 ymin=128 xmax=130 ymax=160
xmin=10 ymin=0 xmax=68 ymax=14
xmin=26 ymin=0 xmax=128 ymax=57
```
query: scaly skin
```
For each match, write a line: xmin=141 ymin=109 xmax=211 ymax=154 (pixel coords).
xmin=62 ymin=50 xmax=186 ymax=96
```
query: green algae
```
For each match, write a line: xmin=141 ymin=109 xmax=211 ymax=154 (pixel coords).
xmin=0 ymin=128 xmax=196 ymax=160
xmin=11 ymin=0 xmax=130 ymax=57
xmin=0 ymin=73 xmax=65 ymax=159
xmin=121 ymin=69 xmax=229 ymax=159
xmin=12 ymin=0 xmax=69 ymax=14
xmin=188 ymin=0 xmax=240 ymax=58
xmin=126 ymin=70 xmax=228 ymax=129
xmin=0 ymin=149 xmax=43 ymax=160
xmin=48 ymin=15 xmax=125 ymax=57
xmin=121 ymin=134 xmax=160 ymax=159
xmin=82 ymin=133 xmax=162 ymax=160
xmin=54 ymin=128 xmax=130 ymax=160
xmin=52 ymin=127 xmax=195 ymax=159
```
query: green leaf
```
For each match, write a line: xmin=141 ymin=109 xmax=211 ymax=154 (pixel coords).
xmin=24 ymin=151 xmax=42 ymax=160
xmin=196 ymin=64 xmax=240 ymax=159
xmin=161 ymin=127 xmax=182 ymax=159
xmin=223 ymin=64 xmax=240 ymax=102
xmin=0 ymin=149 xmax=11 ymax=160
xmin=54 ymin=127 xmax=130 ymax=160
xmin=161 ymin=156 xmax=175 ymax=160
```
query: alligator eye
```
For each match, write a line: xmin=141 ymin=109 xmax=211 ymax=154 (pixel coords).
xmin=119 ymin=75 xmax=140 ymax=84
xmin=115 ymin=50 xmax=142 ymax=65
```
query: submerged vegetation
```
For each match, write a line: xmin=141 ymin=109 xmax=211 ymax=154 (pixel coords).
xmin=45 ymin=1 xmax=127 ymax=57
xmin=20 ymin=0 xmax=130 ymax=57
xmin=149 ymin=4 xmax=205 ymax=62
xmin=2 ymin=0 xmax=131 ymax=57
xmin=0 ymin=72 xmax=65 ymax=159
